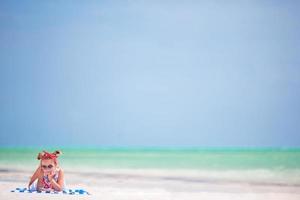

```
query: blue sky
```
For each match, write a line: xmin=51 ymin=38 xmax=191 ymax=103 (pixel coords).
xmin=0 ymin=0 xmax=300 ymax=147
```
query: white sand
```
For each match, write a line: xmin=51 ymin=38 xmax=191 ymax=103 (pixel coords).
xmin=1 ymin=167 xmax=300 ymax=200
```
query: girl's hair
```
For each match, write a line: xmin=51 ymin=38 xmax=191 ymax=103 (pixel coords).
xmin=37 ymin=150 xmax=62 ymax=165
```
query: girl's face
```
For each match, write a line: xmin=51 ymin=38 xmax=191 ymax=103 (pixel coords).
xmin=41 ymin=159 xmax=56 ymax=173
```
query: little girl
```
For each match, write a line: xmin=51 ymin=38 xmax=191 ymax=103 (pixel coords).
xmin=28 ymin=150 xmax=65 ymax=192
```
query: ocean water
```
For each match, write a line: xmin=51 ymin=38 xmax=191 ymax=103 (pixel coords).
xmin=0 ymin=147 xmax=300 ymax=171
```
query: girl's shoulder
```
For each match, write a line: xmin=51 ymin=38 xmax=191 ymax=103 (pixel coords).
xmin=56 ymin=167 xmax=64 ymax=174
xmin=56 ymin=167 xmax=64 ymax=181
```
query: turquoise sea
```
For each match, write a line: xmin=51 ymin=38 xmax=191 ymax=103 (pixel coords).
xmin=1 ymin=147 xmax=300 ymax=170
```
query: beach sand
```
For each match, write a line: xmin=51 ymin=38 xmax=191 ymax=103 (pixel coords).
xmin=1 ymin=167 xmax=300 ymax=200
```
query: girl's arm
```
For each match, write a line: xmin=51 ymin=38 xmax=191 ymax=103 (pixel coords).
xmin=49 ymin=169 xmax=65 ymax=191
xmin=28 ymin=165 xmax=41 ymax=188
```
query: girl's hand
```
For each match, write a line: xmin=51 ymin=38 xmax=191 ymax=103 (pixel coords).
xmin=43 ymin=171 xmax=49 ymax=177
xmin=47 ymin=170 xmax=56 ymax=181
xmin=43 ymin=170 xmax=55 ymax=179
